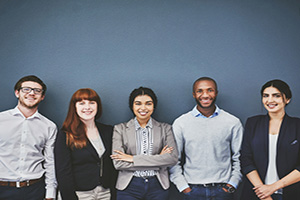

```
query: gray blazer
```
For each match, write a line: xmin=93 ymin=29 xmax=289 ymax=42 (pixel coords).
xmin=112 ymin=118 xmax=178 ymax=190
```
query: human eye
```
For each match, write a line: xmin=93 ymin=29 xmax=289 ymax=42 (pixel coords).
xmin=196 ymin=89 xmax=203 ymax=93
xmin=77 ymin=101 xmax=85 ymax=105
xmin=134 ymin=101 xmax=141 ymax=105
xmin=275 ymin=94 xmax=282 ymax=98
xmin=22 ymin=87 xmax=31 ymax=92
xmin=90 ymin=101 xmax=96 ymax=104
xmin=262 ymin=94 xmax=268 ymax=98
xmin=34 ymin=88 xmax=42 ymax=94
xmin=146 ymin=102 xmax=153 ymax=106
xmin=208 ymin=89 xmax=214 ymax=92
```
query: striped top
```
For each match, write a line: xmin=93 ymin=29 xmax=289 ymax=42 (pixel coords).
xmin=133 ymin=117 xmax=157 ymax=177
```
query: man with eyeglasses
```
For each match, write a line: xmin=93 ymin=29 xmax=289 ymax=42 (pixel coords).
xmin=0 ymin=75 xmax=57 ymax=200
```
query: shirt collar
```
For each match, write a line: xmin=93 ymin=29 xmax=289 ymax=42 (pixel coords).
xmin=134 ymin=117 xmax=153 ymax=130
xmin=191 ymin=105 xmax=220 ymax=118
xmin=11 ymin=106 xmax=41 ymax=119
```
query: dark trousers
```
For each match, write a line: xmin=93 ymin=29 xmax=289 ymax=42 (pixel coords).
xmin=117 ymin=176 xmax=169 ymax=200
xmin=0 ymin=180 xmax=45 ymax=200
xmin=271 ymin=194 xmax=282 ymax=200
xmin=183 ymin=184 xmax=233 ymax=200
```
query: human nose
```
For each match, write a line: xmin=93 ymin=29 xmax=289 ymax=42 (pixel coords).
xmin=83 ymin=103 xmax=91 ymax=110
xmin=201 ymin=91 xmax=209 ymax=97
xmin=267 ymin=96 xmax=274 ymax=102
xmin=140 ymin=104 xmax=146 ymax=109
xmin=28 ymin=89 xmax=35 ymax=95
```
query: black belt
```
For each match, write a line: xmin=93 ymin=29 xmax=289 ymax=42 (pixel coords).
xmin=190 ymin=183 xmax=225 ymax=187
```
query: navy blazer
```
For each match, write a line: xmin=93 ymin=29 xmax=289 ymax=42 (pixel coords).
xmin=240 ymin=114 xmax=300 ymax=199
xmin=55 ymin=122 xmax=117 ymax=200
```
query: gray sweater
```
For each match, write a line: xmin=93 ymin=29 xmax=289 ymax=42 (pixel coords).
xmin=169 ymin=107 xmax=243 ymax=192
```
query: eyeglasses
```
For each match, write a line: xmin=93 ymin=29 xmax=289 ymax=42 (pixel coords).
xmin=20 ymin=87 xmax=44 ymax=95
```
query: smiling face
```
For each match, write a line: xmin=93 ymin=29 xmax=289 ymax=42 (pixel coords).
xmin=193 ymin=80 xmax=218 ymax=110
xmin=75 ymin=99 xmax=98 ymax=122
xmin=133 ymin=95 xmax=154 ymax=125
xmin=262 ymin=86 xmax=290 ymax=114
xmin=15 ymin=81 xmax=45 ymax=109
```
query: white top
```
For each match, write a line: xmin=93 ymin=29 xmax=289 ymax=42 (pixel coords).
xmin=0 ymin=107 xmax=57 ymax=198
xmin=265 ymin=133 xmax=282 ymax=194
xmin=87 ymin=130 xmax=105 ymax=158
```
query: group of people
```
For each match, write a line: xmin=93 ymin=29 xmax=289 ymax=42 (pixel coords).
xmin=0 ymin=75 xmax=300 ymax=200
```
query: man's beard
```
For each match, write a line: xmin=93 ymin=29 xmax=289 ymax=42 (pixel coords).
xmin=19 ymin=98 xmax=40 ymax=109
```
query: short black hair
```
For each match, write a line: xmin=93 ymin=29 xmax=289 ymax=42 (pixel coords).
xmin=193 ymin=77 xmax=218 ymax=93
xmin=129 ymin=87 xmax=157 ymax=113
xmin=261 ymin=79 xmax=292 ymax=100
xmin=14 ymin=75 xmax=47 ymax=95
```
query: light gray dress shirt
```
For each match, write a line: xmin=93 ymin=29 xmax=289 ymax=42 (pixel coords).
xmin=0 ymin=107 xmax=58 ymax=198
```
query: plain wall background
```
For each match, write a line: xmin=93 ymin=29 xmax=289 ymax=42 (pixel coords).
xmin=1 ymin=0 xmax=300 ymax=199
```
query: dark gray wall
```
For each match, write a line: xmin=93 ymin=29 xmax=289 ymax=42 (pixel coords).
xmin=1 ymin=0 xmax=300 ymax=198
xmin=1 ymin=0 xmax=300 ymax=127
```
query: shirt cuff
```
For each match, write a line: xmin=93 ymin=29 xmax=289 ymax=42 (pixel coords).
xmin=45 ymin=187 xmax=56 ymax=199
xmin=227 ymin=181 xmax=237 ymax=189
xmin=179 ymin=184 xmax=190 ymax=192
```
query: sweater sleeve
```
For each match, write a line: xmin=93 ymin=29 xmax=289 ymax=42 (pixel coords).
xmin=169 ymin=118 xmax=190 ymax=192
xmin=227 ymin=119 xmax=244 ymax=188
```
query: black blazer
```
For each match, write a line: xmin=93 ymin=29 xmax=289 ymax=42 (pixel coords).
xmin=240 ymin=114 xmax=300 ymax=199
xmin=55 ymin=122 xmax=117 ymax=200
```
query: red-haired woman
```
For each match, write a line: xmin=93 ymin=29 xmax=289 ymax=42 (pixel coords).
xmin=55 ymin=88 xmax=117 ymax=200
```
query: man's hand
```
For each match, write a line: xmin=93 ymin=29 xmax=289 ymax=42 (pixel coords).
xmin=182 ymin=187 xmax=192 ymax=194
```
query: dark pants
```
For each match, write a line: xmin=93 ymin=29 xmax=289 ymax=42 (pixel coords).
xmin=117 ymin=176 xmax=169 ymax=200
xmin=183 ymin=184 xmax=233 ymax=200
xmin=0 ymin=180 xmax=45 ymax=200
xmin=271 ymin=194 xmax=283 ymax=200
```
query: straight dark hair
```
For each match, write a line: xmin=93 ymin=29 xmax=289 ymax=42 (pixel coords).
xmin=129 ymin=87 xmax=157 ymax=113
xmin=261 ymin=79 xmax=292 ymax=101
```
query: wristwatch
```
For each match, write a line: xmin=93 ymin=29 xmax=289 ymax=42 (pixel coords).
xmin=223 ymin=184 xmax=236 ymax=193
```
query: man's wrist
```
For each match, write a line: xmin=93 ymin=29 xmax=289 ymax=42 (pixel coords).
xmin=223 ymin=183 xmax=236 ymax=193
xmin=182 ymin=187 xmax=192 ymax=194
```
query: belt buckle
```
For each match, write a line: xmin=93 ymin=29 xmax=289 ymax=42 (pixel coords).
xmin=16 ymin=181 xmax=21 ymax=188
xmin=203 ymin=183 xmax=215 ymax=187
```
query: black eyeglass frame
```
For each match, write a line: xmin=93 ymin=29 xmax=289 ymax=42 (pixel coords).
xmin=20 ymin=87 xmax=44 ymax=95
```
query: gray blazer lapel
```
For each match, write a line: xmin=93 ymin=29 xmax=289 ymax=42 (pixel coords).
xmin=151 ymin=119 xmax=163 ymax=154
xmin=125 ymin=119 xmax=137 ymax=155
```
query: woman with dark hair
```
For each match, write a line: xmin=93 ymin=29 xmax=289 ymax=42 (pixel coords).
xmin=55 ymin=88 xmax=117 ymax=200
xmin=240 ymin=80 xmax=300 ymax=200
xmin=111 ymin=86 xmax=178 ymax=200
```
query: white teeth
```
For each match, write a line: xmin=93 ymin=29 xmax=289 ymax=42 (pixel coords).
xmin=268 ymin=104 xmax=277 ymax=108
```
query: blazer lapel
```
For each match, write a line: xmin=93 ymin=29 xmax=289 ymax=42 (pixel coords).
xmin=85 ymin=139 xmax=100 ymax=160
xmin=125 ymin=119 xmax=138 ymax=155
xmin=277 ymin=114 xmax=288 ymax=151
xmin=152 ymin=119 xmax=162 ymax=152
xmin=263 ymin=114 xmax=270 ymax=155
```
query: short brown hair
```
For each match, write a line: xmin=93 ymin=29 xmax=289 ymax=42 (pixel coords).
xmin=14 ymin=75 xmax=47 ymax=95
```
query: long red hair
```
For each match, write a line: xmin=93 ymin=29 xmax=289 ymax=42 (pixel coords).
xmin=62 ymin=88 xmax=102 ymax=149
